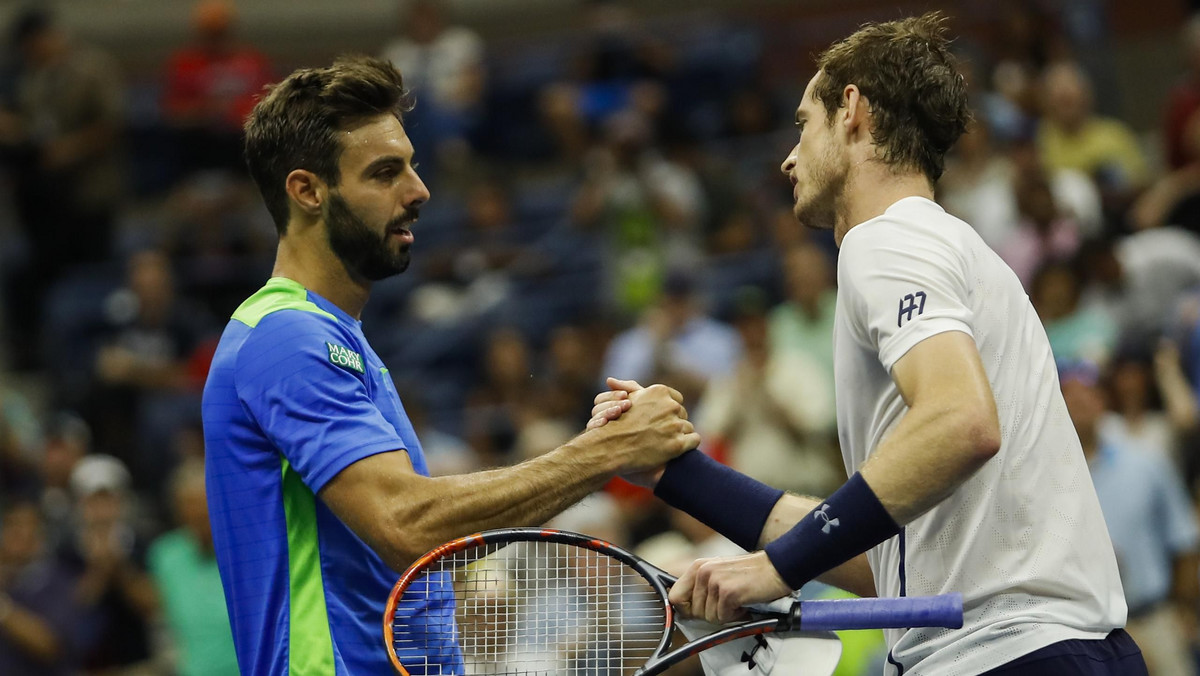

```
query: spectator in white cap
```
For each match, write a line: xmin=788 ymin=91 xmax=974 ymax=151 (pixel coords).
xmin=62 ymin=454 xmax=160 ymax=672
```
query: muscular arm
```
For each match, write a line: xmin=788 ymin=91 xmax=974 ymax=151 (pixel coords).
xmin=859 ymin=330 xmax=1002 ymax=523
xmin=749 ymin=331 xmax=998 ymax=597
xmin=321 ymin=385 xmax=698 ymax=571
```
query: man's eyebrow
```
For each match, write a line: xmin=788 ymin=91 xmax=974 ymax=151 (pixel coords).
xmin=362 ymin=155 xmax=406 ymax=173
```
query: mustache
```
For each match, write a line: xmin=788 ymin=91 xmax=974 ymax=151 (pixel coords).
xmin=387 ymin=207 xmax=420 ymax=229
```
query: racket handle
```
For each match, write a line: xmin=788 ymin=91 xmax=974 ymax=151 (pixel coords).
xmin=789 ymin=593 xmax=964 ymax=631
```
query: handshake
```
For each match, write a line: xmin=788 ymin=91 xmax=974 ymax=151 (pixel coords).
xmin=580 ymin=377 xmax=700 ymax=485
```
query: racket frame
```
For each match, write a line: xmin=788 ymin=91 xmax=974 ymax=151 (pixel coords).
xmin=385 ymin=527 xmax=963 ymax=675
xmin=384 ymin=527 xmax=677 ymax=675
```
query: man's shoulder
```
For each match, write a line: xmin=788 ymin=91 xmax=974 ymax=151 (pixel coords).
xmin=211 ymin=286 xmax=361 ymax=388
xmin=230 ymin=279 xmax=339 ymax=329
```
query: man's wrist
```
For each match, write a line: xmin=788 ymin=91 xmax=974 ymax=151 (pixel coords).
xmin=764 ymin=472 xmax=901 ymax=590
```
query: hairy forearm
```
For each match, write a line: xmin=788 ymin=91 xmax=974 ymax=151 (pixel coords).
xmin=418 ymin=447 xmax=614 ymax=541
xmin=859 ymin=403 xmax=999 ymax=526
xmin=757 ymin=494 xmax=876 ymax=597
xmin=365 ymin=439 xmax=622 ymax=570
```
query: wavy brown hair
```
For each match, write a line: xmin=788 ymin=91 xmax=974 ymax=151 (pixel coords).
xmin=813 ymin=12 xmax=970 ymax=181
xmin=243 ymin=55 xmax=415 ymax=234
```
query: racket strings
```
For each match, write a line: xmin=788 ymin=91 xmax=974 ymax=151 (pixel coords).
xmin=391 ymin=541 xmax=667 ymax=675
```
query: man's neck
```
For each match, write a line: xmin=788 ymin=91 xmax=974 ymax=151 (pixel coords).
xmin=272 ymin=229 xmax=370 ymax=319
xmin=834 ymin=163 xmax=935 ymax=247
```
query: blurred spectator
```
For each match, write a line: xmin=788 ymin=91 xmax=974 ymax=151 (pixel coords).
xmin=635 ymin=508 xmax=741 ymax=578
xmin=87 ymin=249 xmax=210 ymax=485
xmin=600 ymin=270 xmax=741 ymax=407
xmin=380 ymin=0 xmax=484 ymax=169
xmin=768 ymin=243 xmax=837 ymax=381
xmin=572 ymin=111 xmax=707 ymax=314
xmin=35 ymin=413 xmax=91 ymax=553
xmin=0 ymin=500 xmax=78 ymax=676
xmin=540 ymin=324 xmax=605 ymax=429
xmin=1061 ymin=362 xmax=1200 ymax=676
xmin=539 ymin=1 xmax=671 ymax=162
xmin=162 ymin=0 xmax=273 ymax=176
xmin=1079 ymin=228 xmax=1200 ymax=346
xmin=1098 ymin=347 xmax=1188 ymax=468
xmin=939 ymin=119 xmax=1102 ymax=249
xmin=998 ymin=170 xmax=1082 ymax=289
xmin=1163 ymin=13 xmax=1200 ymax=171
xmin=147 ymin=459 xmax=238 ymax=676
xmin=0 ymin=7 xmax=123 ymax=369
xmin=61 ymin=454 xmax=159 ymax=674
xmin=697 ymin=288 xmax=840 ymax=496
xmin=0 ymin=386 xmax=41 ymax=496
xmin=411 ymin=178 xmax=532 ymax=325
xmin=1029 ymin=261 xmax=1117 ymax=365
xmin=1036 ymin=61 xmax=1147 ymax=197
xmin=463 ymin=327 xmax=536 ymax=465
xmin=939 ymin=119 xmax=1024 ymax=249
xmin=548 ymin=492 xmax=629 ymax=549
xmin=159 ymin=172 xmax=276 ymax=319
xmin=1129 ymin=101 xmax=1200 ymax=235
xmin=1152 ymin=340 xmax=1200 ymax=463
xmin=397 ymin=385 xmax=478 ymax=477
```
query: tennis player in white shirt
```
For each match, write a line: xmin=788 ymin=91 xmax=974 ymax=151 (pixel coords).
xmin=591 ymin=12 xmax=1146 ymax=675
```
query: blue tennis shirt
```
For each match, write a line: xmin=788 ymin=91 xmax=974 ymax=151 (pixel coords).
xmin=202 ymin=277 xmax=458 ymax=675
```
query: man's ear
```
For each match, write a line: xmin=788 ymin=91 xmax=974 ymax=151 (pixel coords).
xmin=285 ymin=169 xmax=325 ymax=217
xmin=841 ymin=84 xmax=870 ymax=140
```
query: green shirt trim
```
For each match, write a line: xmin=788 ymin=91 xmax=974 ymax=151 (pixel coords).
xmin=231 ymin=278 xmax=337 ymax=328
xmin=281 ymin=458 xmax=336 ymax=674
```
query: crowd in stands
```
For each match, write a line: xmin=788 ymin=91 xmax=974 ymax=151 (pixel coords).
xmin=1 ymin=0 xmax=1200 ymax=674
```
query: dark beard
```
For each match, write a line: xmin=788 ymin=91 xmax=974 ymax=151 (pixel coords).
xmin=325 ymin=191 xmax=415 ymax=282
xmin=794 ymin=146 xmax=848 ymax=232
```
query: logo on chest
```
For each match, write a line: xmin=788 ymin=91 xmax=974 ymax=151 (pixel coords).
xmin=326 ymin=342 xmax=365 ymax=374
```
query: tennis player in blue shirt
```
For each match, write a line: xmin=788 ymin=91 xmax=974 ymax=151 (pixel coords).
xmin=201 ymin=56 xmax=701 ymax=676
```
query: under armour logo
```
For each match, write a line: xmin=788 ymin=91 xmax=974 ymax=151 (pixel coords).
xmin=740 ymin=635 xmax=770 ymax=670
xmin=897 ymin=291 xmax=927 ymax=327
xmin=814 ymin=504 xmax=840 ymax=534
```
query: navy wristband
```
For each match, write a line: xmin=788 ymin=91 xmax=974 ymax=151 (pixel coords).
xmin=764 ymin=472 xmax=901 ymax=590
xmin=653 ymin=450 xmax=784 ymax=551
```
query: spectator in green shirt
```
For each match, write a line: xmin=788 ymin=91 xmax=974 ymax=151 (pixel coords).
xmin=147 ymin=459 xmax=238 ymax=676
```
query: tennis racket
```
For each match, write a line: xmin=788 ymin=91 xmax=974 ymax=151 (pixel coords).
xmin=384 ymin=527 xmax=962 ymax=676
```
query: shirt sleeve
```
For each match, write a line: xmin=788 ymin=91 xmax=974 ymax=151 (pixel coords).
xmin=234 ymin=311 xmax=406 ymax=494
xmin=838 ymin=222 xmax=975 ymax=372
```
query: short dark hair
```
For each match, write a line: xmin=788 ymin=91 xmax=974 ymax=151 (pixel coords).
xmin=813 ymin=12 xmax=970 ymax=181
xmin=243 ymin=55 xmax=414 ymax=234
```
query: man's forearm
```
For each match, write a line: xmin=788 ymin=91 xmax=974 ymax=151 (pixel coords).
xmin=758 ymin=493 xmax=877 ymax=597
xmin=350 ymin=438 xmax=622 ymax=571
xmin=858 ymin=401 xmax=999 ymax=526
xmin=411 ymin=441 xmax=619 ymax=546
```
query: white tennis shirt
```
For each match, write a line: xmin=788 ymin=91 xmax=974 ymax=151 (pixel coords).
xmin=833 ymin=197 xmax=1126 ymax=675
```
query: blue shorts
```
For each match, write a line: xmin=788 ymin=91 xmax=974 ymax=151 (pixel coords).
xmin=982 ymin=629 xmax=1147 ymax=675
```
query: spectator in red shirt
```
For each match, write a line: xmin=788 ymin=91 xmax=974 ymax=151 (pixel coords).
xmin=162 ymin=0 xmax=272 ymax=175
xmin=1163 ymin=14 xmax=1200 ymax=170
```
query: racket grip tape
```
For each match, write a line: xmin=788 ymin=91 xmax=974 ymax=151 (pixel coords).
xmin=789 ymin=593 xmax=964 ymax=631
